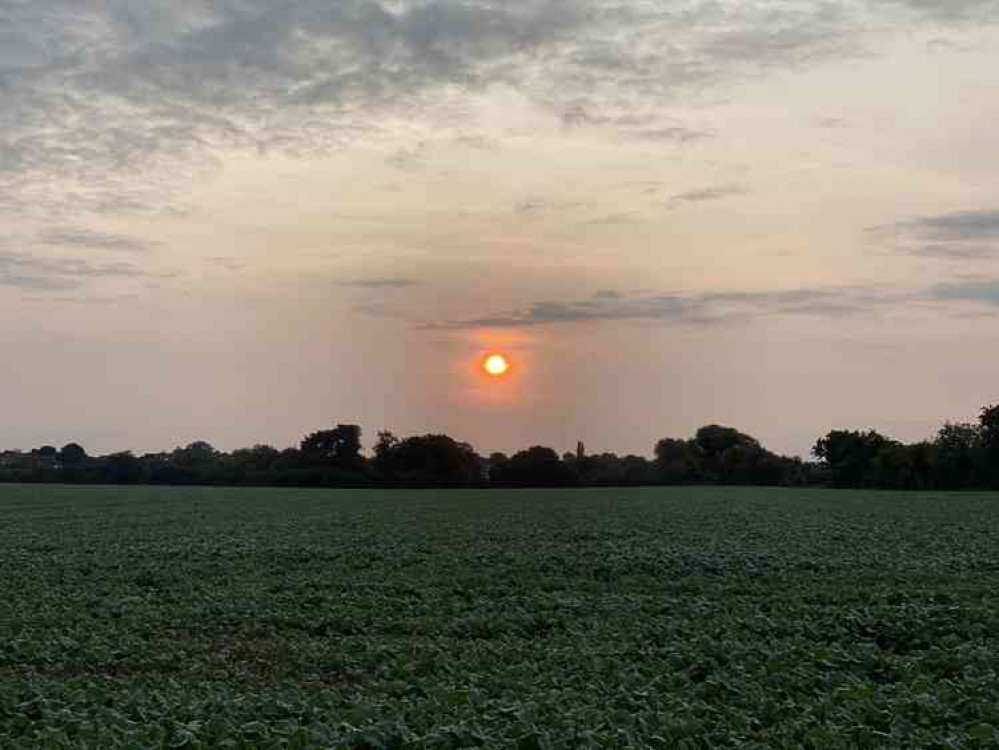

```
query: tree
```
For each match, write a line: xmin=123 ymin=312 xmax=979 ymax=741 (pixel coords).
xmin=59 ymin=443 xmax=87 ymax=465
xmin=300 ymin=424 xmax=363 ymax=470
xmin=376 ymin=434 xmax=483 ymax=486
xmin=867 ymin=442 xmax=920 ymax=489
xmin=654 ymin=438 xmax=703 ymax=484
xmin=981 ymin=404 xmax=999 ymax=441
xmin=487 ymin=452 xmax=510 ymax=483
xmin=172 ymin=441 xmax=216 ymax=467
xmin=230 ymin=445 xmax=281 ymax=481
xmin=103 ymin=452 xmax=142 ymax=483
xmin=813 ymin=430 xmax=892 ymax=489
xmin=491 ymin=446 xmax=573 ymax=487
xmin=694 ymin=425 xmax=758 ymax=459
xmin=934 ymin=422 xmax=980 ymax=489
xmin=575 ymin=452 xmax=652 ymax=486
xmin=979 ymin=405 xmax=999 ymax=488
xmin=373 ymin=431 xmax=399 ymax=475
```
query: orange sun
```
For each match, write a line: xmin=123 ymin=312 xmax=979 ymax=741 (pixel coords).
xmin=483 ymin=353 xmax=510 ymax=377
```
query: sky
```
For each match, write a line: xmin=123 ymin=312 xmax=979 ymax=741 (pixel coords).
xmin=2 ymin=0 xmax=999 ymax=460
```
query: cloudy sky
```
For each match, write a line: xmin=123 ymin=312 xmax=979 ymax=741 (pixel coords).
xmin=2 ymin=0 xmax=999 ymax=459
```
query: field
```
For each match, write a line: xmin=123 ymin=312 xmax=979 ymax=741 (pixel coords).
xmin=1 ymin=486 xmax=999 ymax=749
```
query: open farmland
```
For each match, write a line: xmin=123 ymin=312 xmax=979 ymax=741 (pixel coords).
xmin=1 ymin=485 xmax=999 ymax=749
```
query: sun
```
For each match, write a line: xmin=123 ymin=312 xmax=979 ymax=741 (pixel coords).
xmin=483 ymin=353 xmax=510 ymax=377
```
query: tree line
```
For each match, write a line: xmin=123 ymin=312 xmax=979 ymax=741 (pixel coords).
xmin=1 ymin=404 xmax=996 ymax=490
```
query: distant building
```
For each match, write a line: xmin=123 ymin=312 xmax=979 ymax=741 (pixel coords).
xmin=576 ymin=441 xmax=585 ymax=461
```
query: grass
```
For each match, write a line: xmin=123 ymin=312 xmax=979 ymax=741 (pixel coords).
xmin=1 ymin=484 xmax=998 ymax=748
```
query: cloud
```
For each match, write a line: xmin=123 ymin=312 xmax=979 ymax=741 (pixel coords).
xmin=907 ymin=210 xmax=999 ymax=241
xmin=586 ymin=212 xmax=641 ymax=226
xmin=339 ymin=277 xmax=420 ymax=289
xmin=559 ymin=106 xmax=713 ymax=144
xmin=698 ymin=5 xmax=860 ymax=67
xmin=815 ymin=117 xmax=848 ymax=129
xmin=427 ymin=286 xmax=893 ymax=329
xmin=635 ymin=127 xmax=713 ymax=144
xmin=0 ymin=251 xmax=146 ymax=291
xmin=4 ymin=0 xmax=977 ymax=214
xmin=208 ymin=257 xmax=244 ymax=272
xmin=892 ymin=0 xmax=999 ymax=22
xmin=515 ymin=199 xmax=548 ymax=215
xmin=428 ymin=275 xmax=999 ymax=330
xmin=926 ymin=279 xmax=999 ymax=304
xmin=670 ymin=184 xmax=749 ymax=206
xmin=351 ymin=300 xmax=421 ymax=322
xmin=41 ymin=228 xmax=154 ymax=253
xmin=514 ymin=198 xmax=588 ymax=216
xmin=1 ymin=2 xmax=585 ymax=192
xmin=870 ymin=209 xmax=999 ymax=258
xmin=386 ymin=141 xmax=431 ymax=171
xmin=910 ymin=244 xmax=996 ymax=259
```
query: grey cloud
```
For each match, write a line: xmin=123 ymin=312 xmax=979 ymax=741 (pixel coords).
xmin=670 ymin=184 xmax=749 ymax=205
xmin=926 ymin=36 xmax=982 ymax=52
xmin=635 ymin=127 xmax=713 ymax=144
xmin=20 ymin=292 xmax=143 ymax=307
xmin=699 ymin=4 xmax=859 ymax=67
xmin=442 ymin=296 xmax=703 ymax=329
xmin=1 ymin=1 xmax=586 ymax=211
xmin=703 ymin=288 xmax=890 ymax=318
xmin=871 ymin=209 xmax=999 ymax=258
xmin=41 ymin=228 xmax=154 ymax=253
xmin=209 ymin=257 xmax=244 ymax=272
xmin=0 ymin=0 xmax=942 ymax=213
xmin=910 ymin=211 xmax=999 ymax=241
xmin=514 ymin=198 xmax=588 ymax=216
xmin=926 ymin=279 xmax=999 ymax=304
xmin=386 ymin=141 xmax=430 ymax=171
xmin=560 ymin=106 xmax=712 ymax=144
xmin=515 ymin=199 xmax=548 ymax=215
xmin=0 ymin=251 xmax=145 ymax=291
xmin=403 ymin=275 xmax=999 ymax=329
xmin=586 ymin=212 xmax=641 ymax=226
xmin=351 ymin=300 xmax=421 ymax=322
xmin=339 ymin=277 xmax=420 ymax=289
xmin=893 ymin=0 xmax=999 ymax=22
xmin=430 ymin=286 xmax=893 ymax=329
xmin=452 ymin=134 xmax=495 ymax=151
xmin=910 ymin=244 xmax=996 ymax=259
xmin=91 ymin=196 xmax=192 ymax=216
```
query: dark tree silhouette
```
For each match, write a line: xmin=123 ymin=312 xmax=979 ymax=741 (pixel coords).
xmin=654 ymin=438 xmax=703 ymax=484
xmin=103 ymin=452 xmax=142 ymax=483
xmin=373 ymin=430 xmax=399 ymax=475
xmin=375 ymin=434 xmax=483 ymax=487
xmin=300 ymin=425 xmax=363 ymax=470
xmin=59 ymin=443 xmax=87 ymax=465
xmin=492 ymin=446 xmax=573 ymax=487
xmin=172 ymin=441 xmax=215 ymax=466
xmin=2 ymin=403 xmax=997 ymax=490
xmin=980 ymin=405 xmax=999 ymax=488
xmin=694 ymin=425 xmax=758 ymax=458
xmin=813 ymin=430 xmax=893 ymax=489
xmin=934 ymin=423 xmax=980 ymax=490
xmin=229 ymin=445 xmax=281 ymax=482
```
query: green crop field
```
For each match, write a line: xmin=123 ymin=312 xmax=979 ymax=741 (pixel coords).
xmin=1 ymin=485 xmax=998 ymax=749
